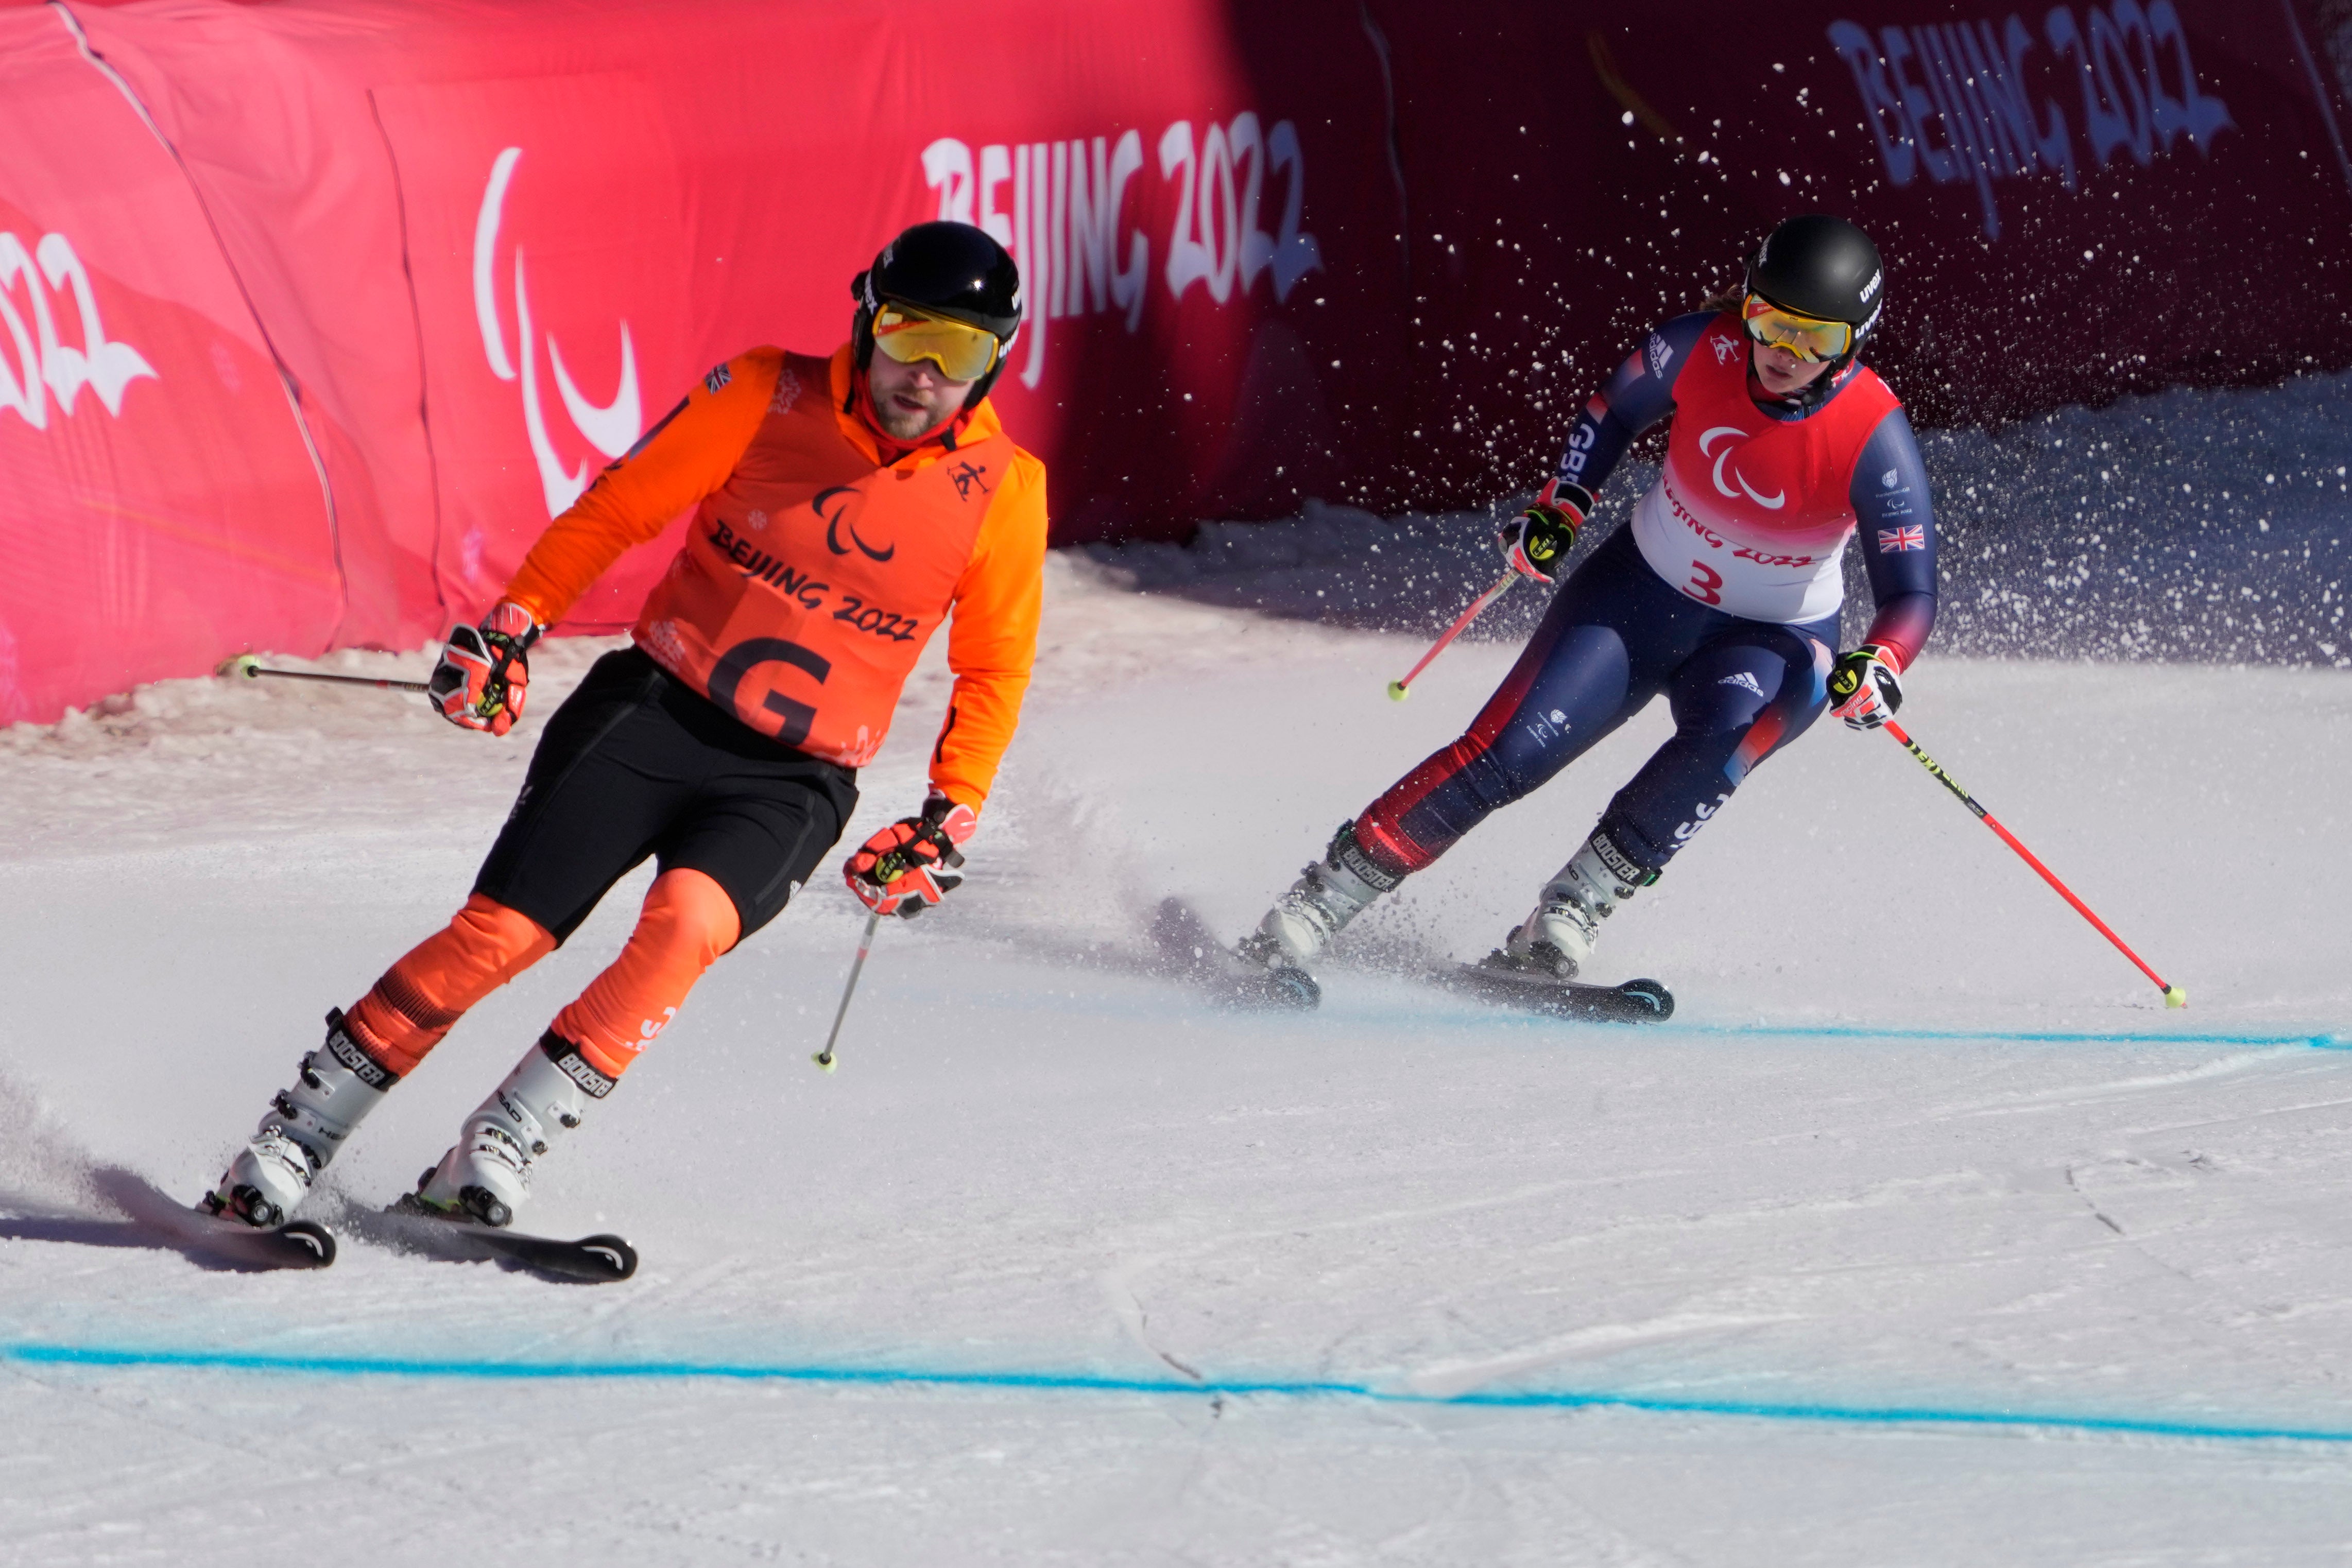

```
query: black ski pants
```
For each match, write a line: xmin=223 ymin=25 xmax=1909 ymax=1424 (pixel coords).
xmin=475 ymin=647 xmax=860 ymax=944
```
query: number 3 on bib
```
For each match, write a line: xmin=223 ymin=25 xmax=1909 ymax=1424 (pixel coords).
xmin=1686 ymin=560 xmax=1724 ymax=605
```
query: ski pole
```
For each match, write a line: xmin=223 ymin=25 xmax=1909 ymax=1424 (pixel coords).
xmin=220 ymin=653 xmax=431 ymax=694
xmin=1882 ymin=720 xmax=2185 ymax=1007
xmin=1388 ymin=571 xmax=1516 ymax=701
xmin=812 ymin=908 xmax=884 ymax=1072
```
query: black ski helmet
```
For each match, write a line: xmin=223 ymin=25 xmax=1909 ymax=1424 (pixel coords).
xmin=1744 ymin=214 xmax=1885 ymax=364
xmin=850 ymin=220 xmax=1023 ymax=409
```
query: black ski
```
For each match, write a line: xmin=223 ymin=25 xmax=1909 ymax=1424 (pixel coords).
xmin=0 ymin=1172 xmax=337 ymax=1270
xmin=105 ymin=1169 xmax=339 ymax=1268
xmin=1149 ymin=898 xmax=1320 ymax=1010
xmin=366 ymin=1196 xmax=637 ymax=1282
xmin=1435 ymin=954 xmax=1675 ymax=1024
xmin=177 ymin=1212 xmax=339 ymax=1269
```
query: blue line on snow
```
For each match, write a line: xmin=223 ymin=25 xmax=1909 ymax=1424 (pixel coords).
xmin=1655 ymin=1024 xmax=2348 ymax=1050
xmin=9 ymin=1342 xmax=2351 ymax=1446
xmin=1349 ymin=983 xmax=2347 ymax=1050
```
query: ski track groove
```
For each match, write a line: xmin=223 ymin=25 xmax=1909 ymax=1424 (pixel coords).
xmin=1101 ymin=1257 xmax=1209 ymax=1385
xmin=1404 ymin=1313 xmax=1800 ymax=1401
xmin=1944 ymin=1047 xmax=2311 ymax=1117
xmin=2105 ymin=1093 xmax=2352 ymax=1142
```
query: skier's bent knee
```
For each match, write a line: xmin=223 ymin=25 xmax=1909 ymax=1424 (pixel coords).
xmin=343 ymin=894 xmax=555 ymax=1076
xmin=548 ymin=868 xmax=741 ymax=1079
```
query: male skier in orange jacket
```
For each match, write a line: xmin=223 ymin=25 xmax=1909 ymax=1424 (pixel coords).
xmin=209 ymin=221 xmax=1047 ymax=1232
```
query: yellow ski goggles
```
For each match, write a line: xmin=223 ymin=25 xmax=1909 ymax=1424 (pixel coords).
xmin=1740 ymin=293 xmax=1855 ymax=363
xmin=871 ymin=302 xmax=1002 ymax=382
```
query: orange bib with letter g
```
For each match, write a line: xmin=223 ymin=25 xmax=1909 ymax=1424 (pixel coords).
xmin=631 ymin=352 xmax=1012 ymax=767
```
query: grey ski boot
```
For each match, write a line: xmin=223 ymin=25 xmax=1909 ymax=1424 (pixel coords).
xmin=1239 ymin=820 xmax=1403 ymax=972
xmin=1502 ymin=829 xmax=1656 ymax=978
xmin=412 ymin=1031 xmax=613 ymax=1228
xmin=206 ymin=1009 xmax=395 ymax=1227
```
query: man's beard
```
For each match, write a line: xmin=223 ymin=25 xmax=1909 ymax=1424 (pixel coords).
xmin=877 ymin=400 xmax=948 ymax=440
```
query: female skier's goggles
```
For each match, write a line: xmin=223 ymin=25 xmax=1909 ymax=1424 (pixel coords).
xmin=871 ymin=302 xmax=1002 ymax=382
xmin=1741 ymin=294 xmax=1855 ymax=363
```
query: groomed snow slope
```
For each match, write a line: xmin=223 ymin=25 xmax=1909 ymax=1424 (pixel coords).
xmin=2 ymin=550 xmax=2350 ymax=1565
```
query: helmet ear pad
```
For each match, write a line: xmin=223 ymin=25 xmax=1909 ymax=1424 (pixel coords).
xmin=849 ymin=268 xmax=878 ymax=373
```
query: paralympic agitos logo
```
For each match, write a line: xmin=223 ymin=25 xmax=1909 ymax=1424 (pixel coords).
xmin=1696 ymin=426 xmax=1787 ymax=511
xmin=474 ymin=147 xmax=643 ymax=517
xmin=813 ymin=486 xmax=894 ymax=562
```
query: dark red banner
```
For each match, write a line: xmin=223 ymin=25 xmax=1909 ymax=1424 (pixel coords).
xmin=0 ymin=0 xmax=2346 ymax=722
xmin=1358 ymin=1 xmax=2352 ymax=503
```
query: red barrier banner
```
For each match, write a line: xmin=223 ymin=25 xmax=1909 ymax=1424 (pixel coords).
xmin=0 ymin=0 xmax=2346 ymax=722
xmin=0 ymin=7 xmax=336 ymax=725
xmin=347 ymin=0 xmax=1402 ymax=622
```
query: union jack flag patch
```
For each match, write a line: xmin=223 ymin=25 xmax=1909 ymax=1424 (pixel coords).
xmin=1877 ymin=525 xmax=1925 ymax=553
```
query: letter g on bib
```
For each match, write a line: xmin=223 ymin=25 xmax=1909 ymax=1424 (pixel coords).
xmin=708 ymin=637 xmax=831 ymax=747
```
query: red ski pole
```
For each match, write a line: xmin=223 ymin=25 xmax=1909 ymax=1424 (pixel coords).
xmin=1387 ymin=572 xmax=1516 ymax=701
xmin=1883 ymin=720 xmax=2184 ymax=1007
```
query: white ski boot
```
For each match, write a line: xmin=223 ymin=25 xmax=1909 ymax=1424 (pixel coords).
xmin=1502 ymin=830 xmax=1655 ymax=979
xmin=207 ymin=1009 xmax=394 ymax=1228
xmin=413 ymin=1031 xmax=612 ymax=1228
xmin=1239 ymin=820 xmax=1403 ymax=971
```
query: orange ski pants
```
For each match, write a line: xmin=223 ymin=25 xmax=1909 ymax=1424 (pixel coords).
xmin=342 ymin=868 xmax=741 ymax=1082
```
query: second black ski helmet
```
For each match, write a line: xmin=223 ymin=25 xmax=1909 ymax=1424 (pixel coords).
xmin=1743 ymin=214 xmax=1885 ymax=361
xmin=850 ymin=221 xmax=1023 ymax=409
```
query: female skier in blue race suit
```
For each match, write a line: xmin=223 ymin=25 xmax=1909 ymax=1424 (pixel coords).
xmin=1242 ymin=215 xmax=1939 ymax=983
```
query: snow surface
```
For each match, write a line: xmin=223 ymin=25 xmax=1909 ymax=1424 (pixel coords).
xmin=5 ymin=390 xmax=2352 ymax=1561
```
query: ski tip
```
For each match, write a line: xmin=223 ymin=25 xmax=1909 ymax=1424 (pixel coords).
xmin=1216 ymin=963 xmax=1321 ymax=1011
xmin=1219 ymin=961 xmax=1320 ymax=1011
xmin=575 ymin=1234 xmax=638 ymax=1281
xmin=278 ymin=1219 xmax=337 ymax=1267
xmin=1614 ymin=978 xmax=1675 ymax=1020
xmin=1263 ymin=966 xmax=1321 ymax=1010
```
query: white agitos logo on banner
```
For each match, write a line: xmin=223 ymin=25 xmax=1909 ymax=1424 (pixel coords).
xmin=0 ymin=230 xmax=155 ymax=430
xmin=474 ymin=147 xmax=642 ymax=516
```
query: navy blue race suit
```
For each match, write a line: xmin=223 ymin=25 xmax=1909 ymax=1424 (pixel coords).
xmin=1353 ymin=311 xmax=1939 ymax=884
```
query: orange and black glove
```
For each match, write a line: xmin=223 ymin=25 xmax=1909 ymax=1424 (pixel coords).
xmin=844 ymin=795 xmax=980 ymax=918
xmin=427 ymin=602 xmax=538 ymax=736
